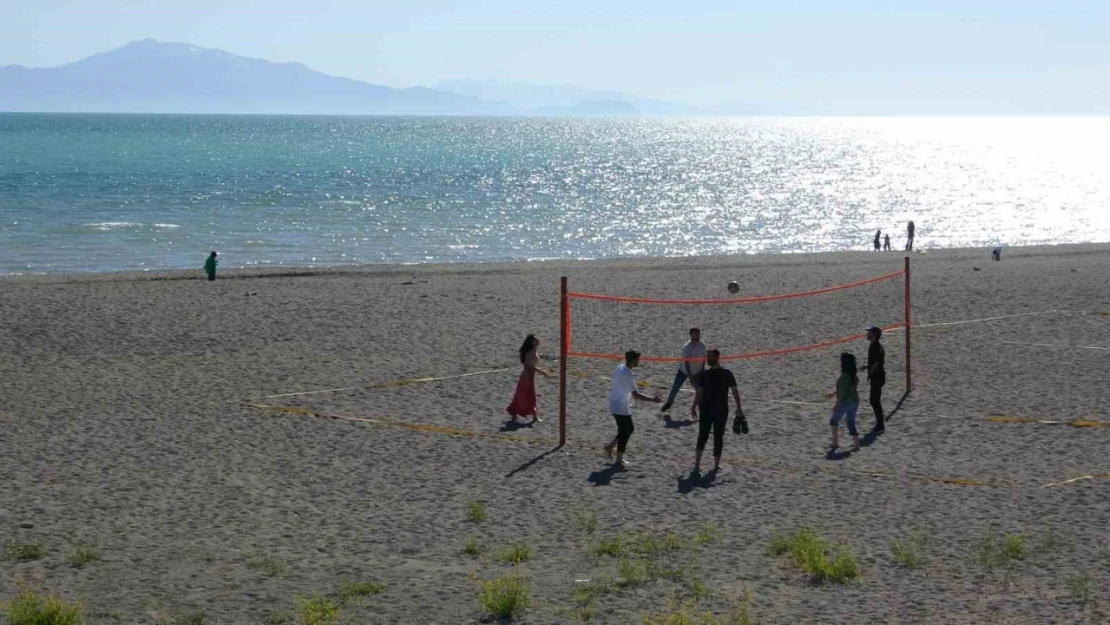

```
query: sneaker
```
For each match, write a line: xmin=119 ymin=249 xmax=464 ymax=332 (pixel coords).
xmin=871 ymin=425 xmax=885 ymax=434
xmin=849 ymin=442 xmax=861 ymax=452
xmin=614 ymin=459 xmax=630 ymax=470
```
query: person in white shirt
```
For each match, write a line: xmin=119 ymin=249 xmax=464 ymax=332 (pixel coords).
xmin=660 ymin=328 xmax=706 ymax=413
xmin=604 ymin=350 xmax=663 ymax=468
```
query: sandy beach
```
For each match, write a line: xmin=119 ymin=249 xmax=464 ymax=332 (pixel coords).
xmin=1 ymin=244 xmax=1109 ymax=624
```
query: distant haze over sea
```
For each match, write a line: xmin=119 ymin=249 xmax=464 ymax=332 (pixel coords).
xmin=2 ymin=114 xmax=1108 ymax=274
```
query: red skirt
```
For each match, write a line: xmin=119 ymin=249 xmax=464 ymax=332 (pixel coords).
xmin=506 ymin=369 xmax=537 ymax=418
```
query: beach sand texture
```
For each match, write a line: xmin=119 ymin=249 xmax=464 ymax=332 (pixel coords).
xmin=1 ymin=245 xmax=1108 ymax=624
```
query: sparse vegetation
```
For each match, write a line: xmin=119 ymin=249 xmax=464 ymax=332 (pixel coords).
xmin=686 ymin=576 xmax=712 ymax=601
xmin=571 ymin=579 xmax=611 ymax=622
xmin=694 ymin=525 xmax=721 ymax=546
xmin=262 ymin=612 xmax=292 ymax=625
xmin=466 ymin=500 xmax=488 ymax=523
xmin=499 ymin=543 xmax=533 ymax=565
xmin=476 ymin=573 xmax=531 ymax=620
xmin=294 ymin=594 xmax=340 ymax=625
xmin=1 ymin=589 xmax=84 ymax=625
xmin=641 ymin=595 xmax=753 ymax=625
xmin=462 ymin=536 xmax=484 ymax=557
xmin=247 ymin=553 xmax=289 ymax=577
xmin=1064 ymin=571 xmax=1095 ymax=603
xmin=337 ymin=580 xmax=384 ymax=605
xmin=4 ymin=542 xmax=46 ymax=562
xmin=974 ymin=532 xmax=1026 ymax=570
xmin=766 ymin=528 xmax=860 ymax=584
xmin=889 ymin=540 xmax=922 ymax=568
xmin=153 ymin=613 xmax=206 ymax=625
xmin=573 ymin=507 xmax=600 ymax=534
xmin=65 ymin=543 xmax=100 ymax=568
xmin=590 ymin=530 xmax=685 ymax=559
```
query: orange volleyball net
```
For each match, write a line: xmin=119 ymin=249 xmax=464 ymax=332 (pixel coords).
xmin=555 ymin=258 xmax=912 ymax=445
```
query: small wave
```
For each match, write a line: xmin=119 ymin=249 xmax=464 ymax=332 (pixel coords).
xmin=83 ymin=221 xmax=139 ymax=230
xmin=153 ymin=223 xmax=181 ymax=229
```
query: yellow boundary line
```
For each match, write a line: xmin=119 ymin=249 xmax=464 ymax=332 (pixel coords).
xmin=243 ymin=402 xmax=555 ymax=445
xmin=252 ymin=367 xmax=512 ymax=400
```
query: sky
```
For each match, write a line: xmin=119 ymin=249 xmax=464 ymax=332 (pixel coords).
xmin=1 ymin=0 xmax=1109 ymax=113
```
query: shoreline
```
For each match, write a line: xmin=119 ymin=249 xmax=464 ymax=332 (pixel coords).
xmin=3 ymin=241 xmax=1108 ymax=283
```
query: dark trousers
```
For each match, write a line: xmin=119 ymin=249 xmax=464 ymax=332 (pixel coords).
xmin=612 ymin=414 xmax=635 ymax=453
xmin=696 ymin=411 xmax=728 ymax=457
xmin=870 ymin=379 xmax=885 ymax=427
xmin=206 ymin=271 xmax=216 ymax=281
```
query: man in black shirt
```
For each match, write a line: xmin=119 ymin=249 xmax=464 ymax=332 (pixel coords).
xmin=691 ymin=349 xmax=745 ymax=473
xmin=866 ymin=326 xmax=886 ymax=432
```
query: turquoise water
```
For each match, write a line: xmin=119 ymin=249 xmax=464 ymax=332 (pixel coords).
xmin=2 ymin=114 xmax=1108 ymax=273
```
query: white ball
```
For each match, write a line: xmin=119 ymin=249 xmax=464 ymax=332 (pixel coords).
xmin=727 ymin=281 xmax=740 ymax=294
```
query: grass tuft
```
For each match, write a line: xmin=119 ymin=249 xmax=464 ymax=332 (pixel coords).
xmin=889 ymin=541 xmax=921 ymax=568
xmin=461 ymin=536 xmax=484 ymax=557
xmin=766 ymin=528 xmax=860 ymax=584
xmin=247 ymin=554 xmax=289 ymax=577
xmin=337 ymin=580 xmax=384 ymax=605
xmin=1 ymin=589 xmax=84 ymax=625
xmin=974 ymin=531 xmax=1026 ymax=570
xmin=466 ymin=500 xmax=488 ymax=523
xmin=262 ymin=612 xmax=292 ymax=625
xmin=498 ymin=543 xmax=532 ymax=565
xmin=572 ymin=507 xmax=600 ymax=534
xmin=4 ymin=542 xmax=46 ymax=562
xmin=294 ymin=594 xmax=340 ymax=625
xmin=1064 ymin=571 xmax=1095 ymax=603
xmin=65 ymin=543 xmax=100 ymax=569
xmin=476 ymin=573 xmax=531 ymax=620
xmin=642 ymin=596 xmax=752 ymax=625
xmin=693 ymin=525 xmax=721 ymax=547
xmin=590 ymin=530 xmax=686 ymax=559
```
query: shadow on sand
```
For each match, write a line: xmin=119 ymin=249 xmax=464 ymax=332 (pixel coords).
xmin=504 ymin=444 xmax=562 ymax=478
xmin=677 ymin=468 xmax=721 ymax=493
xmin=588 ymin=463 xmax=627 ymax=486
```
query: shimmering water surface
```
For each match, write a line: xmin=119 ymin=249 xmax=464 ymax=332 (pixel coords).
xmin=1 ymin=114 xmax=1108 ymax=273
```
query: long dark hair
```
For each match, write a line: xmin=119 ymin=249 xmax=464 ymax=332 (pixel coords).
xmin=840 ymin=352 xmax=858 ymax=379
xmin=519 ymin=334 xmax=538 ymax=363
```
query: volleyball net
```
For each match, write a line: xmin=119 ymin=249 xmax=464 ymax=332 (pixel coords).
xmin=555 ymin=258 xmax=912 ymax=444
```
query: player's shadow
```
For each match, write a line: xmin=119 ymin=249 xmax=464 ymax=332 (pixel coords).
xmin=499 ymin=419 xmax=536 ymax=432
xmin=824 ymin=447 xmax=855 ymax=461
xmin=505 ymin=445 xmax=561 ymax=479
xmin=677 ymin=469 xmax=722 ymax=493
xmin=588 ymin=464 xmax=624 ymax=486
xmin=663 ymin=415 xmax=695 ymax=429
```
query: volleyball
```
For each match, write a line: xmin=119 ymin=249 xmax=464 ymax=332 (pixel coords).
xmin=727 ymin=281 xmax=740 ymax=294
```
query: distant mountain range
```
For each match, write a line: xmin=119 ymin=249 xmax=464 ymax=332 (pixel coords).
xmin=0 ymin=40 xmax=707 ymax=116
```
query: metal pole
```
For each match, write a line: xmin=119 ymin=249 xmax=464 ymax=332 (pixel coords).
xmin=904 ymin=256 xmax=912 ymax=392
xmin=559 ymin=276 xmax=568 ymax=447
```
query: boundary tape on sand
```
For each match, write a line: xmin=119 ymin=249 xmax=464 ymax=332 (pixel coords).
xmin=251 ymin=367 xmax=511 ymax=400
xmin=243 ymin=402 xmax=555 ymax=445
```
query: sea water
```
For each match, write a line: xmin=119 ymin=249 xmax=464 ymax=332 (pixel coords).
xmin=1 ymin=114 xmax=1108 ymax=273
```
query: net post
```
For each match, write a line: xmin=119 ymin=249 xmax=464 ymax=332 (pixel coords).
xmin=904 ymin=256 xmax=912 ymax=392
xmin=559 ymin=276 xmax=568 ymax=447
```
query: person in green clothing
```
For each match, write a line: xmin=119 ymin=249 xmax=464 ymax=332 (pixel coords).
xmin=827 ymin=352 xmax=861 ymax=452
xmin=204 ymin=251 xmax=218 ymax=281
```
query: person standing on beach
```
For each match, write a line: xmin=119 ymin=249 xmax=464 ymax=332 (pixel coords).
xmin=605 ymin=350 xmax=663 ymax=468
xmin=204 ymin=251 xmax=218 ymax=281
xmin=828 ymin=352 xmax=862 ymax=452
xmin=883 ymin=234 xmax=891 ymax=251
xmin=506 ymin=334 xmax=548 ymax=424
xmin=873 ymin=230 xmax=882 ymax=251
xmin=660 ymin=328 xmax=706 ymax=414
xmin=865 ymin=326 xmax=886 ymax=433
xmin=690 ymin=349 xmax=745 ymax=474
xmin=906 ymin=221 xmax=916 ymax=251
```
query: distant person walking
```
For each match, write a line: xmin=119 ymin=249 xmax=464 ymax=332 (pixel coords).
xmin=204 ymin=251 xmax=218 ymax=281
xmin=883 ymin=234 xmax=891 ymax=251
xmin=865 ymin=326 xmax=886 ymax=433
xmin=660 ymin=328 xmax=706 ymax=414
xmin=992 ymin=246 xmax=1003 ymax=261
xmin=506 ymin=334 xmax=548 ymax=424
xmin=906 ymin=221 xmax=916 ymax=251
xmin=873 ymin=230 xmax=882 ymax=251
xmin=690 ymin=349 xmax=745 ymax=474
xmin=605 ymin=350 xmax=663 ymax=469
xmin=828 ymin=352 xmax=861 ymax=452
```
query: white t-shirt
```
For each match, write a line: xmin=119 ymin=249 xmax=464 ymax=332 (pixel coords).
xmin=609 ymin=364 xmax=638 ymax=415
xmin=679 ymin=341 xmax=707 ymax=376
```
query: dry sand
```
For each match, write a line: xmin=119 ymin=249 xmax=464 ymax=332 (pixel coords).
xmin=1 ymin=244 xmax=1109 ymax=624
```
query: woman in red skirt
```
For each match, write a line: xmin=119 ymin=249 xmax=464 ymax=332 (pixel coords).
xmin=507 ymin=334 xmax=548 ymax=423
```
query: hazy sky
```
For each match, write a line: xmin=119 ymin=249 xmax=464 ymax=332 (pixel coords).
xmin=2 ymin=0 xmax=1109 ymax=112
